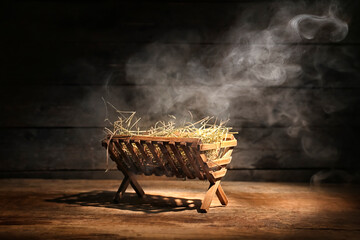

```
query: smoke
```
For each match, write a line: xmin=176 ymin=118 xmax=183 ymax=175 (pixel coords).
xmin=310 ymin=169 xmax=356 ymax=185
xmin=104 ymin=1 xmax=359 ymax=181
xmin=289 ymin=14 xmax=348 ymax=42
xmin=125 ymin=2 xmax=349 ymax=119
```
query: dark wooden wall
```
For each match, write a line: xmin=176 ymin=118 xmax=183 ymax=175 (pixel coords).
xmin=1 ymin=0 xmax=360 ymax=182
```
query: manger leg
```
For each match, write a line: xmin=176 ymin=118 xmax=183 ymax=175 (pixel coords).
xmin=216 ymin=183 xmax=228 ymax=206
xmin=200 ymin=180 xmax=220 ymax=213
xmin=128 ymin=172 xmax=145 ymax=198
xmin=113 ymin=176 xmax=130 ymax=203
xmin=116 ymin=162 xmax=145 ymax=199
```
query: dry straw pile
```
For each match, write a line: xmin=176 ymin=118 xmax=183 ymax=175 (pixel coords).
xmin=103 ymin=102 xmax=235 ymax=144
xmin=103 ymin=101 xmax=236 ymax=171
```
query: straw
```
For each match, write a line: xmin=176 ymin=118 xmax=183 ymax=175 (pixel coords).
xmin=103 ymin=101 xmax=237 ymax=170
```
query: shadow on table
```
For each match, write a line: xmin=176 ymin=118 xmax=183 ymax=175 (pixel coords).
xmin=46 ymin=191 xmax=201 ymax=213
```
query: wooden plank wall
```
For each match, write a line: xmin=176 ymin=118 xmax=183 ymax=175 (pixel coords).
xmin=1 ymin=0 xmax=360 ymax=182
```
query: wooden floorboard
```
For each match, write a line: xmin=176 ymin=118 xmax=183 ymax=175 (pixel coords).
xmin=0 ymin=179 xmax=359 ymax=239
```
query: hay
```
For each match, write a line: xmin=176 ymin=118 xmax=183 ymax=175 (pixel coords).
xmin=103 ymin=102 xmax=235 ymax=144
xmin=103 ymin=100 xmax=236 ymax=170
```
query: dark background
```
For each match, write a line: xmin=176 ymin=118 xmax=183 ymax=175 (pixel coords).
xmin=1 ymin=0 xmax=360 ymax=182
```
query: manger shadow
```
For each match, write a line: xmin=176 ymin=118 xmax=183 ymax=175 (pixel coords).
xmin=46 ymin=190 xmax=201 ymax=213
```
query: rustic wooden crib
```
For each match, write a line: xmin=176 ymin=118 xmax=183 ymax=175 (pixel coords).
xmin=102 ymin=134 xmax=237 ymax=212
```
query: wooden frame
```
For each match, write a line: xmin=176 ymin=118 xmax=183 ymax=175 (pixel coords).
xmin=102 ymin=134 xmax=236 ymax=213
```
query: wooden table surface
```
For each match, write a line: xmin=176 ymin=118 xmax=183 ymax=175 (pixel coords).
xmin=0 ymin=178 xmax=359 ymax=239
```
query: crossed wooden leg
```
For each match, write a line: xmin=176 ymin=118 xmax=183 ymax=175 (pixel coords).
xmin=199 ymin=179 xmax=228 ymax=213
xmin=106 ymin=141 xmax=145 ymax=203
xmin=113 ymin=171 xmax=145 ymax=203
xmin=113 ymin=175 xmax=130 ymax=203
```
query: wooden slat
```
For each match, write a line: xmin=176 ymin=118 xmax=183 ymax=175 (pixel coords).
xmin=199 ymin=143 xmax=220 ymax=151
xmin=108 ymin=142 xmax=145 ymax=199
xmin=190 ymin=149 xmax=212 ymax=181
xmin=146 ymin=142 xmax=172 ymax=177
xmin=164 ymin=144 xmax=183 ymax=174
xmin=221 ymin=139 xmax=238 ymax=148
xmin=134 ymin=142 xmax=153 ymax=175
xmin=113 ymin=164 xmax=145 ymax=199
xmin=200 ymin=181 xmax=221 ymax=213
xmin=113 ymin=141 xmax=139 ymax=173
xmin=221 ymin=147 xmax=234 ymax=159
xmin=2 ymin=128 xmax=350 ymax=171
xmin=5 ymin=85 xmax=360 ymax=128
xmin=216 ymin=184 xmax=228 ymax=206
xmin=222 ymin=134 xmax=235 ymax=140
xmin=113 ymin=176 xmax=130 ymax=203
xmin=134 ymin=142 xmax=151 ymax=165
xmin=4 ymin=84 xmax=360 ymax=128
xmin=122 ymin=140 xmax=143 ymax=171
xmin=206 ymin=157 xmax=232 ymax=168
xmin=131 ymin=141 xmax=148 ymax=169
xmin=108 ymin=142 xmax=144 ymax=198
xmin=199 ymin=139 xmax=237 ymax=151
xmin=169 ymin=144 xmax=195 ymax=179
xmin=210 ymin=168 xmax=227 ymax=180
xmin=105 ymin=142 xmax=120 ymax=166
xmin=180 ymin=144 xmax=204 ymax=180
xmin=157 ymin=143 xmax=183 ymax=178
xmin=124 ymin=142 xmax=146 ymax=173
xmin=128 ymin=175 xmax=145 ymax=199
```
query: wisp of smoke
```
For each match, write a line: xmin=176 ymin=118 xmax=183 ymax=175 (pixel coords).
xmin=125 ymin=2 xmax=349 ymax=121
xmin=289 ymin=14 xmax=348 ymax=42
xmin=104 ymin=1 xmax=356 ymax=182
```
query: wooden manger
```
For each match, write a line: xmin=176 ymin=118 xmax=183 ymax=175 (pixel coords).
xmin=102 ymin=134 xmax=237 ymax=212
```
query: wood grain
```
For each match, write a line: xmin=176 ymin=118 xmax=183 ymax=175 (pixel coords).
xmin=1 ymin=86 xmax=360 ymax=128
xmin=1 ymin=0 xmax=360 ymax=180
